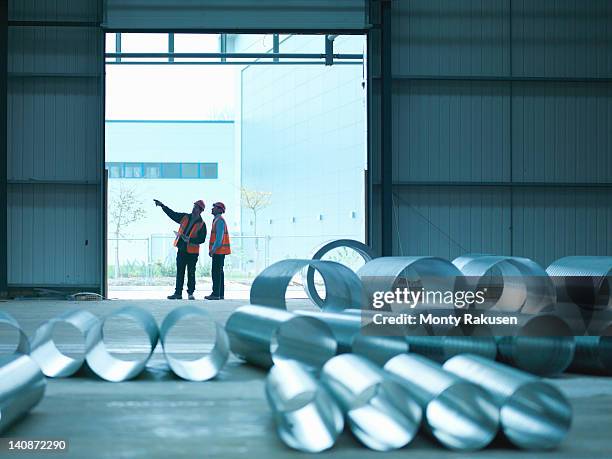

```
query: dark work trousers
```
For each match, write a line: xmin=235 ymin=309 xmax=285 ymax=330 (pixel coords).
xmin=175 ymin=251 xmax=199 ymax=295
xmin=211 ymin=254 xmax=226 ymax=298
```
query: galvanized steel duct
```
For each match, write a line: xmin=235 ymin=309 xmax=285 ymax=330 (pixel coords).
xmin=30 ymin=309 xmax=100 ymax=378
xmin=495 ymin=313 xmax=575 ymax=376
xmin=294 ymin=309 xmax=363 ymax=353
xmin=0 ymin=311 xmax=30 ymax=355
xmin=546 ymin=256 xmax=612 ymax=311
xmin=85 ymin=306 xmax=159 ymax=382
xmin=452 ymin=255 xmax=555 ymax=314
xmin=357 ymin=257 xmax=467 ymax=312
xmin=250 ymin=259 xmax=364 ymax=311
xmin=0 ymin=354 xmax=47 ymax=433
xmin=567 ymin=322 xmax=612 ymax=375
xmin=265 ymin=360 xmax=344 ymax=453
xmin=444 ymin=354 xmax=572 ymax=450
xmin=320 ymin=354 xmax=422 ymax=451
xmin=351 ymin=335 xmax=409 ymax=366
xmin=305 ymin=239 xmax=375 ymax=308
xmin=384 ymin=353 xmax=499 ymax=451
xmin=405 ymin=335 xmax=498 ymax=363
xmin=225 ymin=305 xmax=337 ymax=370
xmin=159 ymin=306 xmax=229 ymax=381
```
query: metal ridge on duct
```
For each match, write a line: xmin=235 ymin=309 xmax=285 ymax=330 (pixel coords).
xmin=546 ymin=256 xmax=612 ymax=311
xmin=452 ymin=255 xmax=555 ymax=314
xmin=160 ymin=306 xmax=229 ymax=381
xmin=305 ymin=239 xmax=375 ymax=308
xmin=0 ymin=310 xmax=30 ymax=355
xmin=265 ymin=360 xmax=344 ymax=453
xmin=30 ymin=309 xmax=100 ymax=378
xmin=250 ymin=259 xmax=364 ymax=311
xmin=225 ymin=305 xmax=337 ymax=369
xmin=320 ymin=353 xmax=422 ymax=451
xmin=385 ymin=353 xmax=499 ymax=451
xmin=0 ymin=354 xmax=47 ymax=433
xmin=444 ymin=354 xmax=572 ymax=450
xmin=85 ymin=306 xmax=159 ymax=382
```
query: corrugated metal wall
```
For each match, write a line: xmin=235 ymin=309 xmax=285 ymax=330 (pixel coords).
xmin=104 ymin=0 xmax=367 ymax=31
xmin=386 ymin=0 xmax=612 ymax=266
xmin=7 ymin=0 xmax=103 ymax=289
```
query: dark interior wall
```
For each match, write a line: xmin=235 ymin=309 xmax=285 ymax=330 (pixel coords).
xmin=383 ymin=0 xmax=612 ymax=266
xmin=1 ymin=0 xmax=7 ymax=297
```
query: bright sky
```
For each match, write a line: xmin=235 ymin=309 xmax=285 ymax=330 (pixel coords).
xmin=105 ymin=34 xmax=238 ymax=120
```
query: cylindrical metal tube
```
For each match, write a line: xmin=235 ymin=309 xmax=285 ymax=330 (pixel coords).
xmin=547 ymin=256 xmax=612 ymax=311
xmin=265 ymin=360 xmax=344 ymax=453
xmin=453 ymin=255 xmax=555 ymax=314
xmin=85 ymin=306 xmax=159 ymax=382
xmin=225 ymin=305 xmax=337 ymax=369
xmin=294 ymin=309 xmax=363 ymax=353
xmin=405 ymin=335 xmax=498 ymax=363
xmin=566 ymin=322 xmax=612 ymax=375
xmin=159 ymin=306 xmax=229 ymax=381
xmin=30 ymin=309 xmax=100 ymax=377
xmin=495 ymin=314 xmax=575 ymax=376
xmin=250 ymin=259 xmax=364 ymax=311
xmin=351 ymin=335 xmax=409 ymax=366
xmin=384 ymin=353 xmax=499 ymax=450
xmin=443 ymin=354 xmax=572 ymax=450
xmin=305 ymin=239 xmax=375 ymax=308
xmin=0 ymin=354 xmax=47 ymax=433
xmin=0 ymin=311 xmax=30 ymax=355
xmin=320 ymin=354 xmax=422 ymax=451
xmin=357 ymin=256 xmax=468 ymax=312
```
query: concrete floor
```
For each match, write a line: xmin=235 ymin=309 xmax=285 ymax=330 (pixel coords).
xmin=1 ymin=298 xmax=612 ymax=459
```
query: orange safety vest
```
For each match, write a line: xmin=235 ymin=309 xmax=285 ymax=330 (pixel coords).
xmin=174 ymin=215 xmax=204 ymax=254
xmin=209 ymin=216 xmax=231 ymax=255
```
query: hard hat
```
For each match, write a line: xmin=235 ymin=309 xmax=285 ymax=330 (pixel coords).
xmin=194 ymin=200 xmax=206 ymax=211
xmin=213 ymin=202 xmax=226 ymax=213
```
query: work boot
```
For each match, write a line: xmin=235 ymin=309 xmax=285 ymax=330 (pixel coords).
xmin=188 ymin=294 xmax=196 ymax=300
xmin=205 ymin=294 xmax=221 ymax=300
xmin=167 ymin=293 xmax=182 ymax=300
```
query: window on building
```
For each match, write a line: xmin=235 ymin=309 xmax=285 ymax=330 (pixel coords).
xmin=106 ymin=162 xmax=219 ymax=179
xmin=124 ymin=163 xmax=143 ymax=178
xmin=161 ymin=163 xmax=181 ymax=178
xmin=200 ymin=163 xmax=218 ymax=179
xmin=144 ymin=163 xmax=161 ymax=178
xmin=181 ymin=163 xmax=199 ymax=178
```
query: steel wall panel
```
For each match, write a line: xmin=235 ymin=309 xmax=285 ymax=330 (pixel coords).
xmin=8 ymin=27 xmax=100 ymax=74
xmin=8 ymin=0 xmax=99 ymax=21
xmin=7 ymin=78 xmax=101 ymax=182
xmin=512 ymin=82 xmax=612 ymax=183
xmin=392 ymin=187 xmax=511 ymax=260
xmin=7 ymin=1 xmax=103 ymax=289
xmin=7 ymin=184 xmax=101 ymax=286
xmin=512 ymin=188 xmax=612 ymax=266
xmin=104 ymin=0 xmax=367 ymax=31
xmin=392 ymin=0 xmax=510 ymax=76
xmin=512 ymin=0 xmax=612 ymax=78
xmin=393 ymin=80 xmax=511 ymax=182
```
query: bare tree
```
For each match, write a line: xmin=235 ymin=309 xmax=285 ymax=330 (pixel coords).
xmin=109 ymin=184 xmax=146 ymax=278
xmin=241 ymin=187 xmax=272 ymax=242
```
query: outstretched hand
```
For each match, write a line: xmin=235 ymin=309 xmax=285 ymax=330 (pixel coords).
xmin=153 ymin=199 xmax=163 ymax=207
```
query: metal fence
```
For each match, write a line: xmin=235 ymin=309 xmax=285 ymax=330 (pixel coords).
xmin=108 ymin=235 xmax=270 ymax=284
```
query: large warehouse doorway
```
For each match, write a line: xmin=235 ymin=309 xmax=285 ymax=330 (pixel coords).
xmin=104 ymin=33 xmax=367 ymax=299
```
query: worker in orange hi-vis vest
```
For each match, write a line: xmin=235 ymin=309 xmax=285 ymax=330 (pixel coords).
xmin=154 ymin=198 xmax=207 ymax=300
xmin=205 ymin=202 xmax=231 ymax=300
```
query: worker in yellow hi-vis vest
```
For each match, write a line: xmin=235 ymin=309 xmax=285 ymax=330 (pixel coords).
xmin=205 ymin=202 xmax=231 ymax=300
